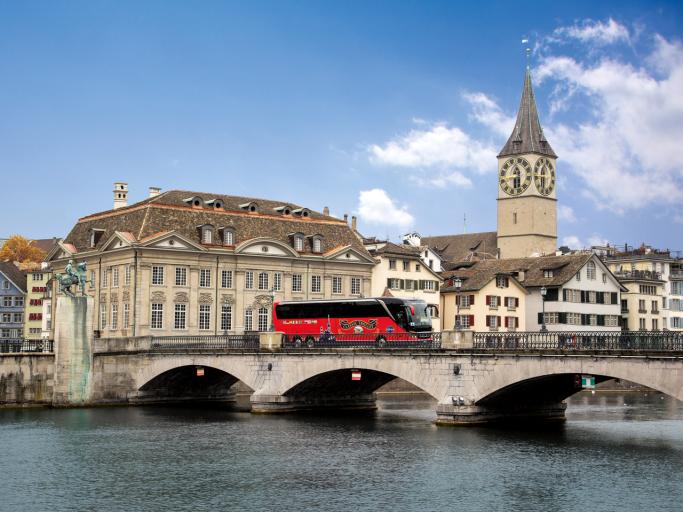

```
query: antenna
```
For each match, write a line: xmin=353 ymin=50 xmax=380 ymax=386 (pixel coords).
xmin=463 ymin=213 xmax=467 ymax=234
xmin=522 ymin=37 xmax=531 ymax=69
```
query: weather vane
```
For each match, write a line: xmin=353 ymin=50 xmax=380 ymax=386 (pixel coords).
xmin=522 ymin=37 xmax=531 ymax=69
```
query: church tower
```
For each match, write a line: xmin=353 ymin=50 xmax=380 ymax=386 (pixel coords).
xmin=496 ymin=67 xmax=557 ymax=259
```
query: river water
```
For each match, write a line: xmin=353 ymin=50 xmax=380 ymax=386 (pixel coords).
xmin=1 ymin=392 xmax=682 ymax=512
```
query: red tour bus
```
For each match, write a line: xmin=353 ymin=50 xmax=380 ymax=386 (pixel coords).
xmin=273 ymin=297 xmax=434 ymax=347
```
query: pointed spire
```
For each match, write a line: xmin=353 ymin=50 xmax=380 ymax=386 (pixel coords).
xmin=498 ymin=68 xmax=556 ymax=158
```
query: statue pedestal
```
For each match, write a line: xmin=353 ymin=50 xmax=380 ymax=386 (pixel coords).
xmin=52 ymin=296 xmax=94 ymax=406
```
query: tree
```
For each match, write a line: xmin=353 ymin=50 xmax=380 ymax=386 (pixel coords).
xmin=0 ymin=235 xmax=46 ymax=269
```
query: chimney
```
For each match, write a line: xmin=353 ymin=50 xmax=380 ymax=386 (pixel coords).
xmin=323 ymin=206 xmax=330 ymax=216
xmin=113 ymin=182 xmax=128 ymax=209
xmin=351 ymin=216 xmax=357 ymax=231
xmin=343 ymin=214 xmax=348 ymax=223
xmin=149 ymin=186 xmax=161 ymax=198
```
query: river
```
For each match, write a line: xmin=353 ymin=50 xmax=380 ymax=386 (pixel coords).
xmin=1 ymin=392 xmax=682 ymax=512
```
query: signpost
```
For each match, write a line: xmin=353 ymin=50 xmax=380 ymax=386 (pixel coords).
xmin=351 ymin=370 xmax=361 ymax=381
xmin=581 ymin=375 xmax=595 ymax=389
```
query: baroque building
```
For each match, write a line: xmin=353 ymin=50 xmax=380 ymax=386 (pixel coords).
xmin=47 ymin=187 xmax=375 ymax=337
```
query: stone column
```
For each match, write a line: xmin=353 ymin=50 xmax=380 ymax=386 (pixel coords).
xmin=53 ymin=295 xmax=94 ymax=406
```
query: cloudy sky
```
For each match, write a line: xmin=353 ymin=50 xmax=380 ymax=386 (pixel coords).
xmin=2 ymin=1 xmax=682 ymax=251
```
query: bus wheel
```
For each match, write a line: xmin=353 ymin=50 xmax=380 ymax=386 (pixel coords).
xmin=293 ymin=336 xmax=303 ymax=348
xmin=305 ymin=336 xmax=315 ymax=348
xmin=376 ymin=336 xmax=387 ymax=348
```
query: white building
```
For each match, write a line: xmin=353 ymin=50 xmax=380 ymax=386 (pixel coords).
xmin=401 ymin=232 xmax=445 ymax=272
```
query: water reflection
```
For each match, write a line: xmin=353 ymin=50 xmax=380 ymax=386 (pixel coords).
xmin=0 ymin=392 xmax=681 ymax=512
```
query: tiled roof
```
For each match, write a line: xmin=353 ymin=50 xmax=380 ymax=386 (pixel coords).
xmin=441 ymin=253 xmax=593 ymax=292
xmin=368 ymin=241 xmax=421 ymax=259
xmin=498 ymin=68 xmax=556 ymax=158
xmin=0 ymin=261 xmax=27 ymax=293
xmin=422 ymin=232 xmax=498 ymax=264
xmin=30 ymin=238 xmax=60 ymax=254
xmin=63 ymin=190 xmax=370 ymax=257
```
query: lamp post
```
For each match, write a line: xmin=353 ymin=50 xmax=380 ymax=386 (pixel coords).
xmin=540 ymin=286 xmax=548 ymax=332
xmin=454 ymin=277 xmax=462 ymax=331
xmin=269 ymin=287 xmax=276 ymax=332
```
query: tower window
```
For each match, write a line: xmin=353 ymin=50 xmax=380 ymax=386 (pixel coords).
xmin=513 ymin=168 xmax=521 ymax=189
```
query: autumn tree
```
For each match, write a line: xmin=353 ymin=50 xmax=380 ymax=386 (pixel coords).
xmin=0 ymin=235 xmax=46 ymax=269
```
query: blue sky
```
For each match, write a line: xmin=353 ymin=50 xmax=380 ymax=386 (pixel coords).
xmin=2 ymin=1 xmax=682 ymax=250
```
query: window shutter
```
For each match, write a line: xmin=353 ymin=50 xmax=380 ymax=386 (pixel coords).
xmin=504 ymin=316 xmax=509 ymax=328
xmin=387 ymin=278 xmax=392 ymax=289
xmin=597 ymin=315 xmax=605 ymax=326
xmin=559 ymin=312 xmax=567 ymax=324
xmin=469 ymin=295 xmax=475 ymax=305
xmin=497 ymin=296 xmax=502 ymax=305
xmin=469 ymin=314 xmax=475 ymax=327
xmin=515 ymin=317 xmax=519 ymax=328
xmin=400 ymin=279 xmax=405 ymax=290
xmin=563 ymin=289 xmax=568 ymax=301
xmin=415 ymin=280 xmax=419 ymax=291
xmin=581 ymin=314 xmax=588 ymax=326
xmin=538 ymin=312 xmax=543 ymax=324
xmin=486 ymin=295 xmax=491 ymax=306
xmin=498 ymin=316 xmax=501 ymax=327
xmin=611 ymin=292 xmax=618 ymax=305
xmin=597 ymin=292 xmax=605 ymax=304
xmin=515 ymin=297 xmax=519 ymax=307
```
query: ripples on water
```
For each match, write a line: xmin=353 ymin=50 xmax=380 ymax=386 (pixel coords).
xmin=1 ymin=392 xmax=682 ymax=512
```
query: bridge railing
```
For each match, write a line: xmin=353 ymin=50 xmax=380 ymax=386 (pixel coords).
xmin=472 ymin=331 xmax=683 ymax=352
xmin=0 ymin=339 xmax=54 ymax=354
xmin=281 ymin=332 xmax=441 ymax=350
xmin=149 ymin=334 xmax=260 ymax=351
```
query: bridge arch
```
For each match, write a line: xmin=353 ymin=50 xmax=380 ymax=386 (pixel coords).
xmin=278 ymin=356 xmax=447 ymax=401
xmin=134 ymin=355 xmax=261 ymax=397
xmin=473 ymin=357 xmax=683 ymax=405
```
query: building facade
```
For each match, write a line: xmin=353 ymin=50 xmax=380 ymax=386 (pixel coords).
xmin=364 ymin=241 xmax=443 ymax=330
xmin=0 ymin=262 xmax=26 ymax=342
xmin=48 ymin=188 xmax=376 ymax=338
xmin=23 ymin=269 xmax=51 ymax=339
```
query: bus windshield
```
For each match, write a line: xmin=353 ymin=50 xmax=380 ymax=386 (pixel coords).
xmin=406 ymin=301 xmax=432 ymax=328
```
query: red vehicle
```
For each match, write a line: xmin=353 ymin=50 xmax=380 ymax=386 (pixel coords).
xmin=273 ymin=297 xmax=434 ymax=347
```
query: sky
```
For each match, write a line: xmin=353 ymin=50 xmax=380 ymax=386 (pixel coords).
xmin=1 ymin=0 xmax=682 ymax=251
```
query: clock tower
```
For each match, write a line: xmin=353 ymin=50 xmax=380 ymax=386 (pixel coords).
xmin=497 ymin=68 xmax=557 ymax=259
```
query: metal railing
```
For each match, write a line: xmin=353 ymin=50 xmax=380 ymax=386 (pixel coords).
xmin=281 ymin=332 xmax=441 ymax=350
xmin=0 ymin=339 xmax=54 ymax=353
xmin=473 ymin=331 xmax=683 ymax=352
xmin=149 ymin=334 xmax=260 ymax=351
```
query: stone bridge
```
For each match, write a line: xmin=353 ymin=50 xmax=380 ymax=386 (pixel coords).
xmin=85 ymin=334 xmax=683 ymax=425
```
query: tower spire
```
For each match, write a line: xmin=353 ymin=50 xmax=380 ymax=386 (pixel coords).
xmin=498 ymin=64 xmax=556 ymax=158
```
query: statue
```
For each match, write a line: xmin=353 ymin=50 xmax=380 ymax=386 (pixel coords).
xmin=53 ymin=260 xmax=90 ymax=297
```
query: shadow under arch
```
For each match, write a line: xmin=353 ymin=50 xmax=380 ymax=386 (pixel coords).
xmin=138 ymin=365 xmax=248 ymax=405
xmin=477 ymin=374 xmax=646 ymax=407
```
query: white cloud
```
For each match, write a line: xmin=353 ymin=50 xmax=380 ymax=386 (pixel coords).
xmin=561 ymin=235 xmax=583 ymax=249
xmin=368 ymin=121 xmax=497 ymax=187
xmin=356 ymin=189 xmax=414 ymax=228
xmin=462 ymin=92 xmax=515 ymax=137
xmin=554 ymin=18 xmax=630 ymax=45
xmin=558 ymin=205 xmax=577 ymax=223
xmin=588 ymin=234 xmax=609 ymax=246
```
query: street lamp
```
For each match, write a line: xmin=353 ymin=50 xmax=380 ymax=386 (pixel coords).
xmin=454 ymin=277 xmax=463 ymax=331
xmin=269 ymin=287 xmax=276 ymax=332
xmin=540 ymin=286 xmax=548 ymax=332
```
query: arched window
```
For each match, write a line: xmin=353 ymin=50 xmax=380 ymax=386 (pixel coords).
xmin=223 ymin=229 xmax=234 ymax=246
xmin=312 ymin=236 xmax=323 ymax=253
xmin=294 ymin=235 xmax=304 ymax=251
xmin=586 ymin=261 xmax=596 ymax=280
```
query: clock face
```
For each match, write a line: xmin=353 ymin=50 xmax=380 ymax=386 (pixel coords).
xmin=499 ymin=157 xmax=531 ymax=196
xmin=534 ymin=158 xmax=556 ymax=196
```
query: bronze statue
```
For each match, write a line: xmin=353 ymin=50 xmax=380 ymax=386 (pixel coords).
xmin=54 ymin=260 xmax=90 ymax=297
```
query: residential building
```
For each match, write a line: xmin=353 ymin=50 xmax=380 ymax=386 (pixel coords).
xmin=614 ymin=271 xmax=665 ymax=331
xmin=47 ymin=187 xmax=375 ymax=338
xmin=401 ymin=232 xmax=445 ymax=272
xmin=440 ymin=253 xmax=624 ymax=332
xmin=440 ymin=266 xmax=527 ymax=332
xmin=670 ymin=258 xmax=683 ymax=330
xmin=364 ymin=241 xmax=443 ymax=330
xmin=23 ymin=269 xmax=52 ymax=339
xmin=0 ymin=262 xmax=26 ymax=342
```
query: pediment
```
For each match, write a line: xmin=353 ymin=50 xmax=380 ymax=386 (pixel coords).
xmin=46 ymin=240 xmax=73 ymax=261
xmin=324 ymin=245 xmax=375 ymax=264
xmin=235 ymin=238 xmax=299 ymax=257
xmin=140 ymin=232 xmax=206 ymax=252
xmin=100 ymin=232 xmax=135 ymax=252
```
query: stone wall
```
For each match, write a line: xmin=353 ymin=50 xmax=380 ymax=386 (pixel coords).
xmin=0 ymin=354 xmax=54 ymax=406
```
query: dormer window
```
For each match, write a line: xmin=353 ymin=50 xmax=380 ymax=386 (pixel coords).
xmin=292 ymin=207 xmax=311 ymax=218
xmin=274 ymin=205 xmax=293 ymax=215
xmin=205 ymin=199 xmax=223 ymax=210
xmin=543 ymin=269 xmax=554 ymax=278
xmin=292 ymin=233 xmax=304 ymax=252
xmin=199 ymin=225 xmax=214 ymax=244
xmin=222 ymin=228 xmax=235 ymax=246
xmin=311 ymin=235 xmax=323 ymax=253
xmin=240 ymin=202 xmax=258 ymax=213
xmin=89 ymin=228 xmax=105 ymax=248
xmin=184 ymin=196 xmax=204 ymax=208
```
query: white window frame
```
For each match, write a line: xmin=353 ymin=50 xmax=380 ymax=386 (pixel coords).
xmin=152 ymin=266 xmax=164 ymax=286
xmin=332 ymin=276 xmax=342 ymax=294
xmin=112 ymin=267 xmax=119 ymax=288
xmin=151 ymin=303 xmax=163 ymax=329
xmin=123 ymin=303 xmax=130 ymax=329
xmin=273 ymin=272 xmax=282 ymax=292
xmin=244 ymin=309 xmax=253 ymax=331
xmin=221 ymin=305 xmax=232 ymax=331
xmin=111 ymin=303 xmax=118 ymax=330
xmin=174 ymin=304 xmax=187 ymax=330
xmin=351 ymin=277 xmax=361 ymax=296
xmin=292 ymin=274 xmax=302 ymax=293
xmin=223 ymin=229 xmax=234 ymax=246
xmin=175 ymin=267 xmax=187 ymax=286
xmin=258 ymin=307 xmax=269 ymax=331
xmin=258 ymin=272 xmax=269 ymax=290
xmin=124 ymin=265 xmax=132 ymax=286
xmin=311 ymin=275 xmax=322 ymax=293
xmin=294 ymin=235 xmax=304 ymax=252
xmin=221 ymin=270 xmax=233 ymax=289
xmin=245 ymin=271 xmax=254 ymax=290
xmin=202 ymin=227 xmax=213 ymax=244
xmin=199 ymin=269 xmax=211 ymax=288
xmin=199 ymin=304 xmax=211 ymax=330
